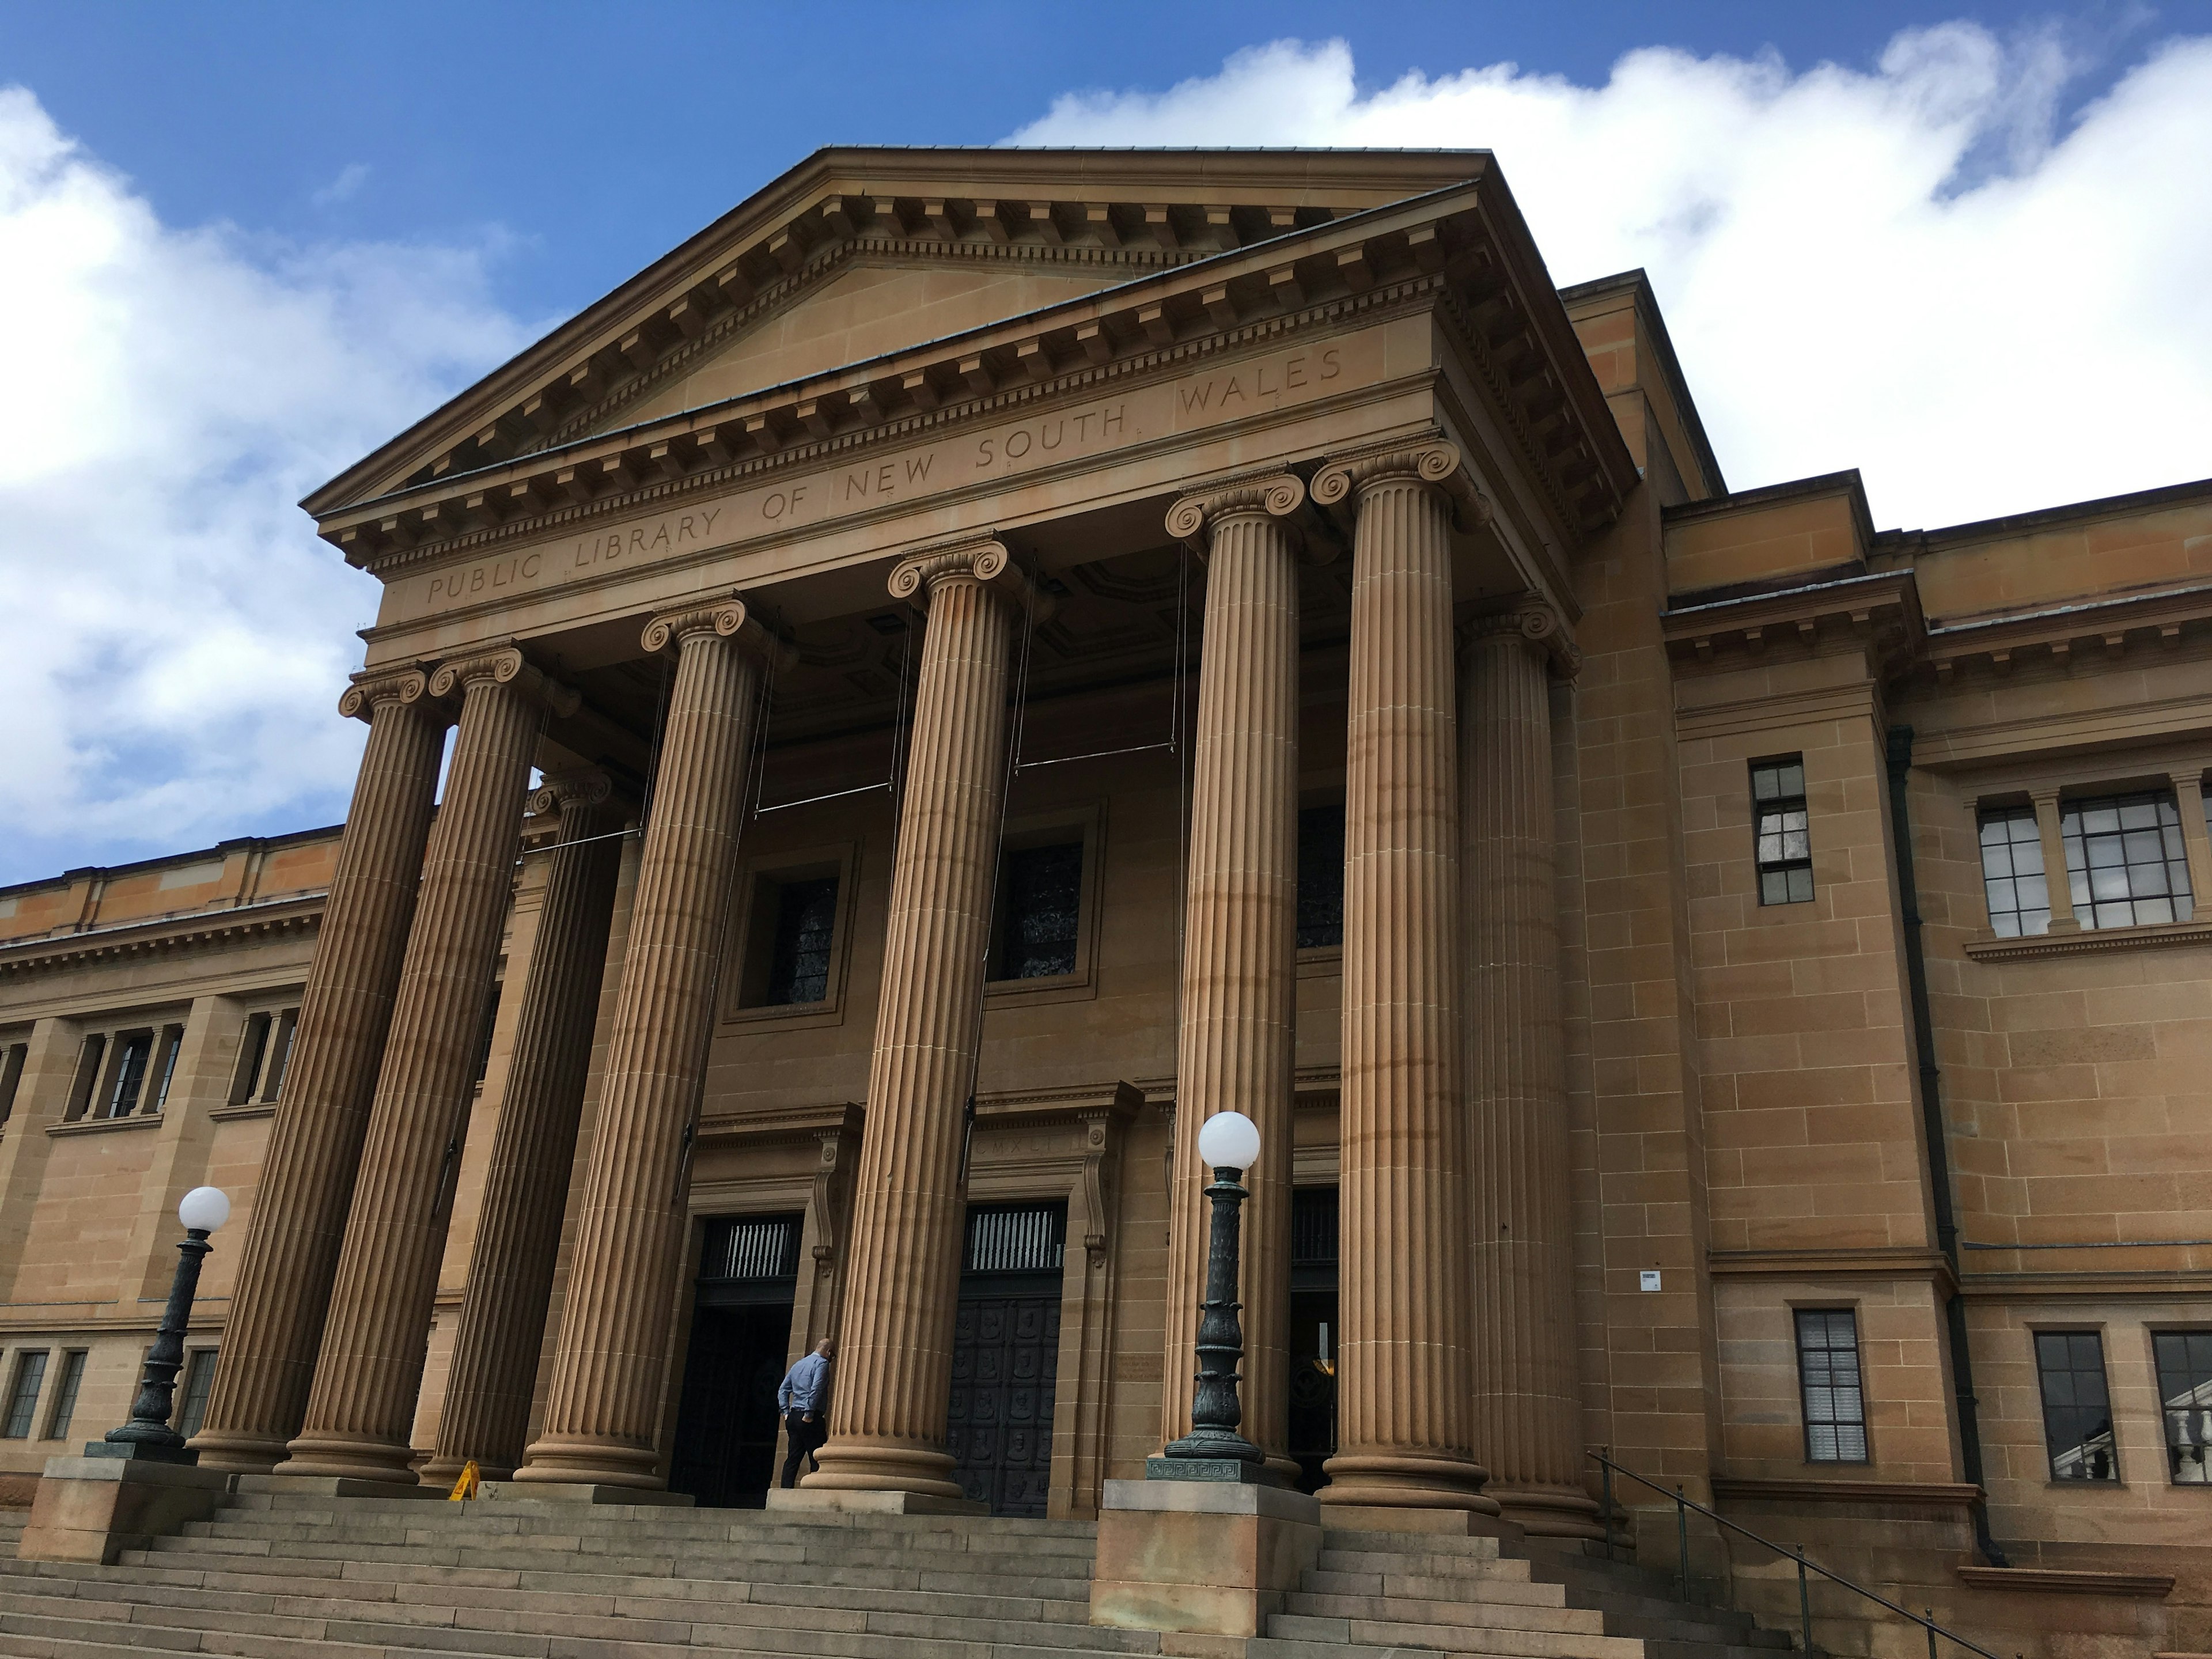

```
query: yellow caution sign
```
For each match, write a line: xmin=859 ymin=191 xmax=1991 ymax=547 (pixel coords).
xmin=448 ymin=1460 xmax=480 ymax=1501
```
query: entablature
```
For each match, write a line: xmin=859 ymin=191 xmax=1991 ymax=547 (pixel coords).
xmin=1661 ymin=567 xmax=1923 ymax=675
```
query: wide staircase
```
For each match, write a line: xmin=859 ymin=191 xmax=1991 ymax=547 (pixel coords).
xmin=0 ymin=1483 xmax=1794 ymax=1659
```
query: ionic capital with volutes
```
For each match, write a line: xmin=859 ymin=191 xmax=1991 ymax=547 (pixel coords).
xmin=530 ymin=766 xmax=616 ymax=818
xmin=888 ymin=537 xmax=1055 ymax=621
xmin=338 ymin=664 xmax=440 ymax=725
xmin=639 ymin=592 xmax=794 ymax=669
xmin=427 ymin=645 xmax=582 ymax=719
xmin=1313 ymin=437 xmax=1493 ymax=532
xmin=1165 ymin=471 xmax=1307 ymax=554
xmin=1460 ymin=599 xmax=1582 ymax=679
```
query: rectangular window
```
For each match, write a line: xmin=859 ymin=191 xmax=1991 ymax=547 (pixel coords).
xmin=260 ymin=1009 xmax=298 ymax=1102
xmin=990 ymin=841 xmax=1082 ymax=980
xmin=1978 ymin=807 xmax=2050 ymax=937
xmin=2062 ymin=791 xmax=2194 ymax=929
xmin=66 ymin=1033 xmax=106 ymax=1122
xmin=0 ymin=1040 xmax=27 ymax=1128
xmin=2154 ymin=1330 xmax=2212 ymax=1485
xmin=1794 ymin=1309 xmax=1869 ymax=1463
xmin=173 ymin=1348 xmax=218 ymax=1440
xmin=1752 ymin=758 xmax=1813 ymax=905
xmin=3 ymin=1350 xmax=49 ymax=1438
xmin=105 ymin=1029 xmax=154 ymax=1118
xmin=149 ymin=1024 xmax=185 ymax=1113
xmin=471 ymin=989 xmax=501 ymax=1085
xmin=2037 ymin=1330 xmax=2120 ymax=1481
xmin=1297 ymin=803 xmax=1345 ymax=949
xmin=43 ymin=1350 xmax=86 ymax=1441
xmin=229 ymin=1013 xmax=270 ymax=1105
xmin=762 ymin=876 xmax=839 ymax=1005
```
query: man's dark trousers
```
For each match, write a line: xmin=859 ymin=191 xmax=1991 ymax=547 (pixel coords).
xmin=781 ymin=1412 xmax=828 ymax=1488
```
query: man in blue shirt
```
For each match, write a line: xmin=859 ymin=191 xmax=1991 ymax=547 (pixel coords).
xmin=777 ymin=1336 xmax=835 ymax=1488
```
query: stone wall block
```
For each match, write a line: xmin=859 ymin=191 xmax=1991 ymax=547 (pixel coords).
xmin=192 ymin=669 xmax=448 ymax=1474
xmin=279 ymin=654 xmax=556 ymax=1481
xmin=517 ymin=605 xmax=764 ymax=1487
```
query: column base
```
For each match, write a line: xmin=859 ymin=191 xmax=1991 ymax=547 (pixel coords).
xmin=185 ymin=1428 xmax=290 ymax=1476
xmin=1091 ymin=1476 xmax=1322 ymax=1638
xmin=1317 ymin=1452 xmax=1502 ymax=1517
xmin=801 ymin=1440 xmax=968 ymax=1503
xmin=272 ymin=1431 xmax=421 ymax=1486
xmin=512 ymin=1435 xmax=665 ymax=1490
xmin=1489 ymin=1481 xmax=1607 ymax=1540
xmin=416 ymin=1454 xmax=516 ymax=1487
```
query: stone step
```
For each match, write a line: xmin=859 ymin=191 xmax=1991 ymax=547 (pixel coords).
xmin=1301 ymin=1567 xmax=1555 ymax=1602
xmin=1315 ymin=1547 xmax=1539 ymax=1581
xmin=1318 ymin=1528 xmax=1504 ymax=1560
xmin=184 ymin=1512 xmax=1100 ymax=1570
xmin=1285 ymin=1591 xmax=1600 ymax=1633
xmin=2 ymin=1551 xmax=1093 ymax=1633
xmin=1265 ymin=1610 xmax=1642 ymax=1659
xmin=136 ymin=1532 xmax=1094 ymax=1596
xmin=0 ymin=1564 xmax=1154 ymax=1654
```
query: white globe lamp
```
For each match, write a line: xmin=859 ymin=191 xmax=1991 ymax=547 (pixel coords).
xmin=1196 ymin=1110 xmax=1261 ymax=1172
xmin=178 ymin=1186 xmax=231 ymax=1234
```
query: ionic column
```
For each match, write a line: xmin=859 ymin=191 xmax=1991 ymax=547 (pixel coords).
xmin=1312 ymin=442 xmax=1494 ymax=1514
xmin=1461 ymin=604 xmax=1600 ymax=1538
xmin=807 ymin=540 xmax=1041 ymax=1499
xmin=517 ymin=597 xmax=772 ymax=1488
xmin=1158 ymin=475 xmax=1305 ymax=1476
xmin=423 ymin=769 xmax=624 ymax=1483
xmin=192 ymin=666 xmax=450 ymax=1473
xmin=279 ymin=648 xmax=576 ymax=1482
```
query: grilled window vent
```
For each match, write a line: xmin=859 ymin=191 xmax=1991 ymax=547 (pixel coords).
xmin=700 ymin=1215 xmax=801 ymax=1282
xmin=964 ymin=1203 xmax=1065 ymax=1275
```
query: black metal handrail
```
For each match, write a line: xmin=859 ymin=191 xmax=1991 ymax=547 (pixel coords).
xmin=1590 ymin=1450 xmax=2014 ymax=1659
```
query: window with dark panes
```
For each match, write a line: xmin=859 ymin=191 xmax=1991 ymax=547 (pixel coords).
xmin=66 ymin=1033 xmax=107 ymax=1120
xmin=105 ymin=1029 xmax=154 ymax=1118
xmin=1752 ymin=758 xmax=1814 ymax=904
xmin=2037 ymin=1330 xmax=2119 ymax=1481
xmin=3 ymin=1350 xmax=48 ymax=1438
xmin=173 ymin=1348 xmax=219 ymax=1440
xmin=1794 ymin=1309 xmax=1869 ymax=1462
xmin=991 ymin=841 xmax=1082 ymax=980
xmin=2062 ymin=791 xmax=2194 ymax=928
xmin=149 ymin=1024 xmax=185 ymax=1113
xmin=0 ymin=1041 xmax=28 ymax=1128
xmin=1978 ymin=807 xmax=2050 ymax=937
xmin=1297 ymin=803 xmax=1345 ymax=949
xmin=2154 ymin=1330 xmax=2212 ymax=1484
xmin=762 ymin=876 xmax=839 ymax=1005
xmin=229 ymin=1013 xmax=270 ymax=1105
xmin=43 ymin=1350 xmax=86 ymax=1441
xmin=471 ymin=987 xmax=501 ymax=1085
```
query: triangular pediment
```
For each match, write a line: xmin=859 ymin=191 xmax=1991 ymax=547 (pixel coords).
xmin=304 ymin=147 xmax=1498 ymax=515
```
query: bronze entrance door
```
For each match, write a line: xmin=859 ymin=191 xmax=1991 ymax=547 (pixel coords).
xmin=668 ymin=1214 xmax=801 ymax=1508
xmin=947 ymin=1202 xmax=1065 ymax=1517
xmin=1288 ymin=1186 xmax=1339 ymax=1493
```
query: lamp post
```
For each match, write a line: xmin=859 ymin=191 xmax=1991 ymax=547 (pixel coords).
xmin=1163 ymin=1110 xmax=1264 ymax=1468
xmin=94 ymin=1186 xmax=230 ymax=1464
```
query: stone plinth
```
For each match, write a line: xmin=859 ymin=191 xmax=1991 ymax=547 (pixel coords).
xmin=18 ymin=1454 xmax=236 ymax=1563
xmin=765 ymin=1487 xmax=986 ymax=1516
xmin=1090 ymin=1476 xmax=1321 ymax=1638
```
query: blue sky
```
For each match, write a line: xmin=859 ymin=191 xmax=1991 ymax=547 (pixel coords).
xmin=0 ymin=2 xmax=2208 ymax=883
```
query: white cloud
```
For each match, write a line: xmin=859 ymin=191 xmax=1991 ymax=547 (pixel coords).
xmin=312 ymin=161 xmax=372 ymax=206
xmin=0 ymin=87 xmax=534 ymax=883
xmin=1011 ymin=27 xmax=2212 ymax=532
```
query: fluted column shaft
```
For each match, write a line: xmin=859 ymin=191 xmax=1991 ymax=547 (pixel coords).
xmin=279 ymin=649 xmax=570 ymax=1482
xmin=1159 ymin=478 xmax=1304 ymax=1474
xmin=809 ymin=541 xmax=1032 ymax=1499
xmin=1462 ymin=610 xmax=1599 ymax=1537
xmin=192 ymin=668 xmax=449 ymax=1473
xmin=1315 ymin=444 xmax=1494 ymax=1513
xmin=517 ymin=599 xmax=767 ymax=1487
xmin=424 ymin=770 xmax=623 ymax=1482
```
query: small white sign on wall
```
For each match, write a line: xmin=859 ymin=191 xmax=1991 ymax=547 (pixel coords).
xmin=1639 ymin=1269 xmax=1663 ymax=1293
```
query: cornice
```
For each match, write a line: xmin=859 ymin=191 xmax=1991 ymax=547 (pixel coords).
xmin=695 ymin=1100 xmax=866 ymax=1149
xmin=325 ymin=180 xmax=1633 ymax=571
xmin=1957 ymin=1266 xmax=2212 ymax=1298
xmin=1663 ymin=567 xmax=1924 ymax=673
xmin=1706 ymin=1245 xmax=1955 ymax=1293
xmin=1963 ymin=918 xmax=2212 ymax=961
xmin=1956 ymin=1566 xmax=2173 ymax=1599
xmin=0 ymin=893 xmax=325 ymax=979
xmin=1709 ymin=1476 xmax=1983 ymax=1512
xmin=972 ymin=1080 xmax=1144 ymax=1128
xmin=1918 ymin=581 xmax=2212 ymax=685
xmin=306 ymin=147 xmax=1498 ymax=513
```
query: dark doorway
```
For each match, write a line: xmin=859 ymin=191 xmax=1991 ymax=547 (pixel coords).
xmin=948 ymin=1202 xmax=1065 ymax=1517
xmin=668 ymin=1214 xmax=801 ymax=1509
xmin=1288 ymin=1186 xmax=1338 ymax=1493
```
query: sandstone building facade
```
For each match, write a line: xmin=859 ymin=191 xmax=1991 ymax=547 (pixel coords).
xmin=2 ymin=149 xmax=2207 ymax=1649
